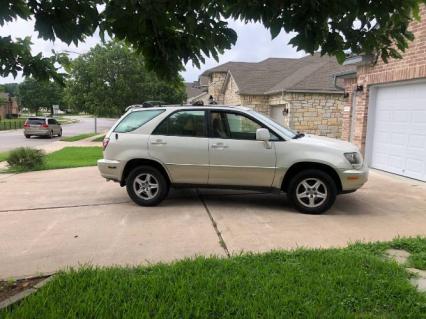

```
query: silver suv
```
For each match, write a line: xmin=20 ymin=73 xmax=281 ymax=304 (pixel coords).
xmin=24 ymin=117 xmax=62 ymax=138
xmin=98 ymin=106 xmax=368 ymax=214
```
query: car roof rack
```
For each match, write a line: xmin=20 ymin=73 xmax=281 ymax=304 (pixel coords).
xmin=125 ymin=101 xmax=167 ymax=112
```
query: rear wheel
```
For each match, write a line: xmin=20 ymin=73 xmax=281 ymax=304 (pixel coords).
xmin=126 ymin=166 xmax=169 ymax=206
xmin=288 ymin=169 xmax=337 ymax=214
xmin=48 ymin=130 xmax=53 ymax=138
xmin=25 ymin=135 xmax=31 ymax=139
xmin=58 ymin=129 xmax=62 ymax=137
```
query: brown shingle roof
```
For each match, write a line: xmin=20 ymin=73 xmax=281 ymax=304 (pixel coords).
xmin=185 ymin=83 xmax=206 ymax=99
xmin=202 ymin=54 xmax=355 ymax=95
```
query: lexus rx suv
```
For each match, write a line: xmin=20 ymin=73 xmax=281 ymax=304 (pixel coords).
xmin=98 ymin=105 xmax=368 ymax=214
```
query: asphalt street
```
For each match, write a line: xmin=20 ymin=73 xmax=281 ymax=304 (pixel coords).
xmin=0 ymin=116 xmax=117 ymax=152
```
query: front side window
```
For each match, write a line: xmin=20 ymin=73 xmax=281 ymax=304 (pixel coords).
xmin=153 ymin=110 xmax=206 ymax=137
xmin=114 ymin=110 xmax=164 ymax=133
xmin=211 ymin=111 xmax=279 ymax=140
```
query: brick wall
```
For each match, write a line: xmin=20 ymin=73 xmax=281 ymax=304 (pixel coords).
xmin=343 ymin=5 xmax=426 ymax=153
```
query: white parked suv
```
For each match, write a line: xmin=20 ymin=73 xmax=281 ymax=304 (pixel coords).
xmin=98 ymin=105 xmax=368 ymax=214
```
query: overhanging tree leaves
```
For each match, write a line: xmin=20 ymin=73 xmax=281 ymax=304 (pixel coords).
xmin=1 ymin=0 xmax=425 ymax=82
xmin=64 ymin=42 xmax=186 ymax=117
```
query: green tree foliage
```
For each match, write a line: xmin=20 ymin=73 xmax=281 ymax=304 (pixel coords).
xmin=18 ymin=78 xmax=64 ymax=114
xmin=64 ymin=42 xmax=186 ymax=117
xmin=0 ymin=83 xmax=19 ymax=96
xmin=1 ymin=1 xmax=425 ymax=83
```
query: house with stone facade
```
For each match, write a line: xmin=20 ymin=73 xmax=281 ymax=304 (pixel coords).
xmin=201 ymin=54 xmax=354 ymax=138
xmin=339 ymin=5 xmax=426 ymax=182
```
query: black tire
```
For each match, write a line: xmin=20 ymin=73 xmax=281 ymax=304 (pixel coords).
xmin=126 ymin=166 xmax=169 ymax=206
xmin=58 ymin=129 xmax=62 ymax=137
xmin=48 ymin=130 xmax=53 ymax=138
xmin=288 ymin=169 xmax=337 ymax=214
xmin=25 ymin=135 xmax=31 ymax=139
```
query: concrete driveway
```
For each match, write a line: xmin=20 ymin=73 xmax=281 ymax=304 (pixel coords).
xmin=0 ymin=167 xmax=425 ymax=279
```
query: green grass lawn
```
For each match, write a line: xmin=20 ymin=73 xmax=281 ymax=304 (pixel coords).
xmin=61 ymin=133 xmax=97 ymax=142
xmin=92 ymin=134 xmax=105 ymax=142
xmin=2 ymin=237 xmax=426 ymax=318
xmin=43 ymin=146 xmax=102 ymax=170
xmin=4 ymin=147 xmax=102 ymax=172
xmin=0 ymin=151 xmax=9 ymax=162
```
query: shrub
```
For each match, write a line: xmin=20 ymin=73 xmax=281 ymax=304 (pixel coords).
xmin=7 ymin=147 xmax=45 ymax=170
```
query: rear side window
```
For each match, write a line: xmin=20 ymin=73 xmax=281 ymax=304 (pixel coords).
xmin=153 ymin=110 xmax=206 ymax=137
xmin=114 ymin=110 xmax=164 ymax=133
xmin=48 ymin=119 xmax=56 ymax=124
xmin=27 ymin=118 xmax=46 ymax=125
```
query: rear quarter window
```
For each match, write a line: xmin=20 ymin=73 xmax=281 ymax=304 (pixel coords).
xmin=114 ymin=110 xmax=165 ymax=133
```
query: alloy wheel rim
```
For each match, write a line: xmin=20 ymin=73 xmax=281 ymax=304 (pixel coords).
xmin=133 ymin=173 xmax=159 ymax=200
xmin=296 ymin=178 xmax=327 ymax=208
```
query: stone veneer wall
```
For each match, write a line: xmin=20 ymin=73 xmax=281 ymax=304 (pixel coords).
xmin=223 ymin=75 xmax=242 ymax=105
xmin=269 ymin=93 xmax=345 ymax=138
xmin=208 ymin=72 xmax=227 ymax=103
xmin=342 ymin=5 xmax=426 ymax=153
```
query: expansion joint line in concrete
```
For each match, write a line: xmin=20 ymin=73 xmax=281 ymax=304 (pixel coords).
xmin=196 ymin=189 xmax=231 ymax=257
xmin=0 ymin=201 xmax=131 ymax=213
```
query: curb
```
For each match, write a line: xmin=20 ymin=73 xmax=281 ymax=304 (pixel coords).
xmin=0 ymin=275 xmax=55 ymax=310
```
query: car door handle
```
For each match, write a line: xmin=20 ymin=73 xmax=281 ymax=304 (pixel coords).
xmin=211 ymin=143 xmax=229 ymax=149
xmin=151 ymin=139 xmax=167 ymax=145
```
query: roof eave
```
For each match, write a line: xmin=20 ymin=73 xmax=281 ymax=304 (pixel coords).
xmin=343 ymin=54 xmax=374 ymax=66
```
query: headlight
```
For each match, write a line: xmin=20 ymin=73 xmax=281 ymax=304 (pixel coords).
xmin=344 ymin=152 xmax=361 ymax=165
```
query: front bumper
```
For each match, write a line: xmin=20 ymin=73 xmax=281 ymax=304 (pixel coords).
xmin=339 ymin=163 xmax=369 ymax=192
xmin=97 ymin=159 xmax=124 ymax=182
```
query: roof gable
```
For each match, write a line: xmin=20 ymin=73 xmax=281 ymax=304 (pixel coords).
xmin=202 ymin=54 xmax=355 ymax=95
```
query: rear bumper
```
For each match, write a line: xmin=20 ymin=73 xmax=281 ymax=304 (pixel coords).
xmin=339 ymin=164 xmax=369 ymax=192
xmin=97 ymin=159 xmax=124 ymax=182
xmin=24 ymin=128 xmax=50 ymax=136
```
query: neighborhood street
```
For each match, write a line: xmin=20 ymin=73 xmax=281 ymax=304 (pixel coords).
xmin=1 ymin=167 xmax=425 ymax=279
xmin=0 ymin=116 xmax=117 ymax=152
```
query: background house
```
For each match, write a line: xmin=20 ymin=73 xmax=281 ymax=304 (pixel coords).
xmin=341 ymin=5 xmax=426 ymax=182
xmin=201 ymin=54 xmax=354 ymax=138
xmin=185 ymin=76 xmax=209 ymax=105
xmin=0 ymin=92 xmax=19 ymax=119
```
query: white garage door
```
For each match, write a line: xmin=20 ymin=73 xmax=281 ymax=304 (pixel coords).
xmin=369 ymin=82 xmax=426 ymax=181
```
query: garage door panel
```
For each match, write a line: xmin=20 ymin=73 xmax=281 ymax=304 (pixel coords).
xmin=370 ymin=82 xmax=426 ymax=182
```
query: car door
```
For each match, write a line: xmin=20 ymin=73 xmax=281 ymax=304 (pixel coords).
xmin=148 ymin=110 xmax=209 ymax=184
xmin=208 ymin=110 xmax=277 ymax=187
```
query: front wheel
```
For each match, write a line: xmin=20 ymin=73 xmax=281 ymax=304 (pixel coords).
xmin=126 ymin=166 xmax=169 ymax=206
xmin=25 ymin=135 xmax=31 ymax=139
xmin=58 ymin=129 xmax=62 ymax=137
xmin=288 ymin=169 xmax=337 ymax=214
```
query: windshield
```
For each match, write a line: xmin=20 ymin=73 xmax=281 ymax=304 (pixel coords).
xmin=248 ymin=110 xmax=297 ymax=139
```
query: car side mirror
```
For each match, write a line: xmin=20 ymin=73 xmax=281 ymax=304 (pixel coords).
xmin=256 ymin=128 xmax=270 ymax=141
xmin=256 ymin=128 xmax=272 ymax=149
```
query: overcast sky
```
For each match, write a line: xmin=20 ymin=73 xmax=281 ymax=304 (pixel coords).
xmin=0 ymin=18 xmax=304 ymax=84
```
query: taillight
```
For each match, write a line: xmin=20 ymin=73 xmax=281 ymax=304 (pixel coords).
xmin=102 ymin=138 xmax=110 ymax=151
xmin=24 ymin=121 xmax=30 ymax=128
xmin=41 ymin=123 xmax=48 ymax=128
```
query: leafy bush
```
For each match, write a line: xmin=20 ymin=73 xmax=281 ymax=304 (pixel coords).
xmin=7 ymin=147 xmax=45 ymax=170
